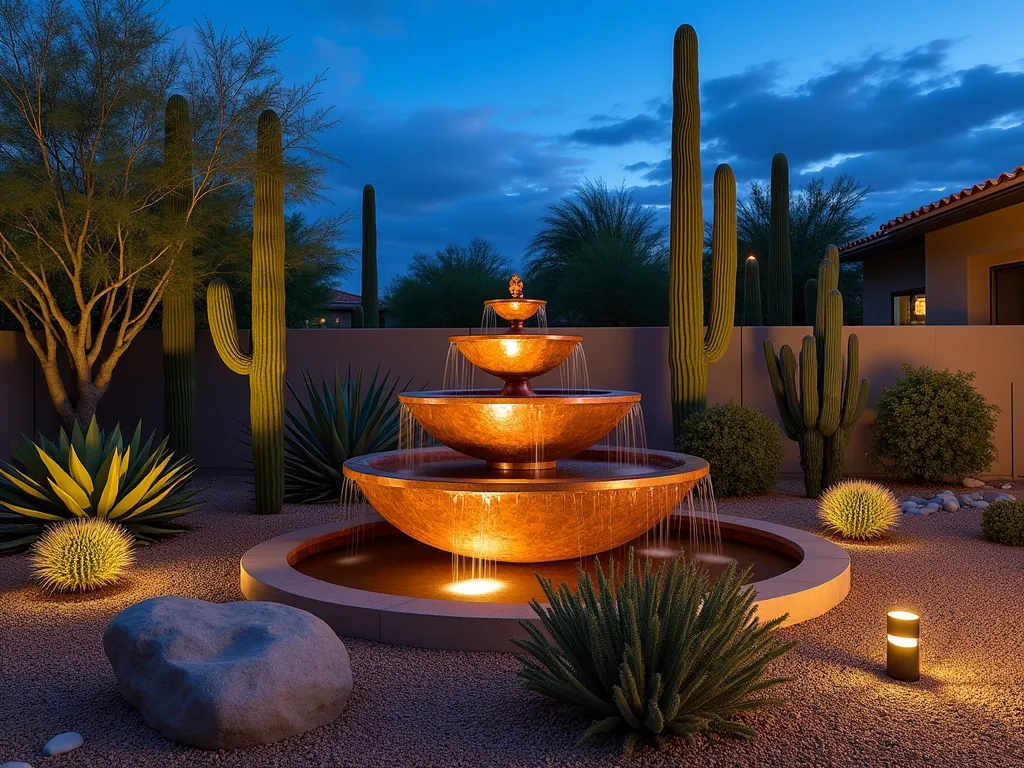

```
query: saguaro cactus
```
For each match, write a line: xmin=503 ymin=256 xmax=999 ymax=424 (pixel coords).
xmin=804 ymin=277 xmax=817 ymax=325
xmin=743 ymin=255 xmax=763 ymax=326
xmin=351 ymin=304 xmax=364 ymax=328
xmin=208 ymin=110 xmax=287 ymax=515
xmin=668 ymin=24 xmax=738 ymax=438
xmin=161 ymin=95 xmax=195 ymax=458
xmin=361 ymin=184 xmax=379 ymax=328
xmin=767 ymin=153 xmax=792 ymax=325
xmin=764 ymin=245 xmax=869 ymax=497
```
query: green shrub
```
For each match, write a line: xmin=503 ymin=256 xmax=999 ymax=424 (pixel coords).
xmin=868 ymin=364 xmax=999 ymax=482
xmin=676 ymin=402 xmax=783 ymax=496
xmin=30 ymin=518 xmax=135 ymax=592
xmin=512 ymin=551 xmax=794 ymax=755
xmin=818 ymin=480 xmax=900 ymax=540
xmin=0 ymin=418 xmax=199 ymax=554
xmin=283 ymin=367 xmax=409 ymax=503
xmin=981 ymin=500 xmax=1024 ymax=546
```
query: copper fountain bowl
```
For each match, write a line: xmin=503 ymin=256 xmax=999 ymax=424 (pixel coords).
xmin=484 ymin=298 xmax=546 ymax=324
xmin=400 ymin=389 xmax=639 ymax=470
xmin=449 ymin=334 xmax=582 ymax=396
xmin=342 ymin=446 xmax=710 ymax=563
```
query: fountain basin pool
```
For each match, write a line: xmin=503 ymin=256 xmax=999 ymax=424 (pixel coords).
xmin=240 ymin=513 xmax=851 ymax=652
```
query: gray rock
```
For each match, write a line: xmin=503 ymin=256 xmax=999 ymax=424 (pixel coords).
xmin=970 ymin=491 xmax=985 ymax=501
xmin=963 ymin=477 xmax=985 ymax=488
xmin=924 ymin=503 xmax=941 ymax=512
xmin=973 ymin=500 xmax=989 ymax=509
xmin=942 ymin=499 xmax=959 ymax=512
xmin=900 ymin=502 xmax=919 ymax=513
xmin=907 ymin=496 xmax=928 ymax=504
xmin=104 ymin=597 xmax=352 ymax=750
xmin=2 ymin=762 xmax=34 ymax=768
xmin=982 ymin=490 xmax=1004 ymax=502
xmin=41 ymin=732 xmax=82 ymax=757
xmin=993 ymin=494 xmax=1013 ymax=503
xmin=905 ymin=507 xmax=934 ymax=516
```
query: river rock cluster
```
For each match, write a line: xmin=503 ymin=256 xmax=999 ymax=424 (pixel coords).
xmin=901 ymin=488 xmax=1016 ymax=515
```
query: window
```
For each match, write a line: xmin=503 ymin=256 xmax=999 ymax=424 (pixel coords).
xmin=991 ymin=261 xmax=1024 ymax=325
xmin=892 ymin=289 xmax=926 ymax=326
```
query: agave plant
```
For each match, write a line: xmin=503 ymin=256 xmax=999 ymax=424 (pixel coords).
xmin=512 ymin=551 xmax=795 ymax=755
xmin=0 ymin=419 xmax=199 ymax=553
xmin=284 ymin=367 xmax=410 ymax=503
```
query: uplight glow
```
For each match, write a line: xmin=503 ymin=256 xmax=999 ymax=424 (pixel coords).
xmin=445 ymin=578 xmax=505 ymax=596
xmin=887 ymin=634 xmax=919 ymax=648
xmin=887 ymin=610 xmax=919 ymax=621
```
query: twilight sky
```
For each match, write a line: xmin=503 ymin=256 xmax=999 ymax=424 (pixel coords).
xmin=165 ymin=0 xmax=1024 ymax=292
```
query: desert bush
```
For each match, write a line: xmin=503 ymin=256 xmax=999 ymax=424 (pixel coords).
xmin=30 ymin=518 xmax=135 ymax=592
xmin=818 ymin=480 xmax=900 ymax=540
xmin=0 ymin=418 xmax=198 ymax=553
xmin=512 ymin=551 xmax=794 ymax=755
xmin=868 ymin=364 xmax=998 ymax=482
xmin=981 ymin=500 xmax=1024 ymax=546
xmin=676 ymin=402 xmax=783 ymax=496
xmin=283 ymin=367 xmax=409 ymax=503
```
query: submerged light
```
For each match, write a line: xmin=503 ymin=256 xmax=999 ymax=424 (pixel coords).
xmin=446 ymin=578 xmax=505 ymax=596
xmin=886 ymin=610 xmax=920 ymax=682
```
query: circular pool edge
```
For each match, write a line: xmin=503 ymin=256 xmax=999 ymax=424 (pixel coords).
xmin=240 ymin=513 xmax=851 ymax=652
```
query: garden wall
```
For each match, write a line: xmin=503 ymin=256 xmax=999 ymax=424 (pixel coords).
xmin=1 ymin=325 xmax=1022 ymax=478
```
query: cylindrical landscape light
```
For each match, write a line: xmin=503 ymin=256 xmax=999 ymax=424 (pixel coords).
xmin=886 ymin=610 xmax=920 ymax=682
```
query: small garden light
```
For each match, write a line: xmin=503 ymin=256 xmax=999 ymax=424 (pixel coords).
xmin=886 ymin=610 xmax=920 ymax=682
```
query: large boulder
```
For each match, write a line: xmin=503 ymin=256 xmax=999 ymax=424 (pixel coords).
xmin=103 ymin=596 xmax=352 ymax=750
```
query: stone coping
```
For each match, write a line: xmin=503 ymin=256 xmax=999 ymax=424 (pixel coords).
xmin=240 ymin=513 xmax=850 ymax=652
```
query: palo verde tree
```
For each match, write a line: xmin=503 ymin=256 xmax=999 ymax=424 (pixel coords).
xmin=0 ymin=0 xmax=334 ymax=428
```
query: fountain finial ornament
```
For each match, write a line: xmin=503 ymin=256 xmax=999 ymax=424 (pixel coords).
xmin=509 ymin=274 xmax=524 ymax=298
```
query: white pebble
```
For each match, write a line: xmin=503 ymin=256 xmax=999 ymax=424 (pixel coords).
xmin=42 ymin=732 xmax=82 ymax=757
xmin=1001 ymin=484 xmax=1012 ymax=490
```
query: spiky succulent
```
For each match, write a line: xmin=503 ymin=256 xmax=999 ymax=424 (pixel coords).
xmin=284 ymin=367 xmax=410 ymax=503
xmin=512 ymin=551 xmax=794 ymax=755
xmin=817 ymin=480 xmax=900 ymax=540
xmin=30 ymin=517 xmax=135 ymax=592
xmin=0 ymin=418 xmax=199 ymax=553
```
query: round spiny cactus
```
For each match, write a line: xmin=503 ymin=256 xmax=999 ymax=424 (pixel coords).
xmin=29 ymin=518 xmax=135 ymax=593
xmin=818 ymin=480 xmax=900 ymax=540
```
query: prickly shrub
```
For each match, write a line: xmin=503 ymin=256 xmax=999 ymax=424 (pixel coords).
xmin=817 ymin=480 xmax=900 ymax=540
xmin=512 ymin=551 xmax=794 ymax=755
xmin=868 ymin=364 xmax=999 ymax=482
xmin=30 ymin=518 xmax=134 ymax=592
xmin=981 ymin=500 xmax=1024 ymax=546
xmin=676 ymin=402 xmax=782 ymax=496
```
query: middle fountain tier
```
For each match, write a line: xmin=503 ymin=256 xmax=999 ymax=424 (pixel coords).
xmin=343 ymin=281 xmax=710 ymax=564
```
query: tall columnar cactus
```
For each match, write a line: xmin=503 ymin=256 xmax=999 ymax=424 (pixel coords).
xmin=767 ymin=153 xmax=792 ymax=326
xmin=804 ymin=277 xmax=817 ymax=325
xmin=668 ymin=24 xmax=738 ymax=438
xmin=161 ymin=95 xmax=195 ymax=457
xmin=207 ymin=110 xmax=287 ymax=515
xmin=764 ymin=245 xmax=869 ymax=498
xmin=361 ymin=184 xmax=379 ymax=328
xmin=743 ymin=255 xmax=763 ymax=326
xmin=351 ymin=303 xmax=364 ymax=328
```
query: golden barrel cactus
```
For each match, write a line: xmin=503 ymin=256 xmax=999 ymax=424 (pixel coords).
xmin=817 ymin=480 xmax=900 ymax=540
xmin=30 ymin=518 xmax=135 ymax=592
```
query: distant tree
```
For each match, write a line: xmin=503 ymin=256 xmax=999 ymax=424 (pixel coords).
xmin=386 ymin=238 xmax=510 ymax=327
xmin=735 ymin=174 xmax=873 ymax=323
xmin=524 ymin=180 xmax=667 ymax=325
xmin=0 ymin=0 xmax=334 ymax=428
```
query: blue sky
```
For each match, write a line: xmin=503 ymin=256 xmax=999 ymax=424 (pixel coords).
xmin=166 ymin=0 xmax=1024 ymax=292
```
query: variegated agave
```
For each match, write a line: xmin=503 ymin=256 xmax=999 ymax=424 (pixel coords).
xmin=512 ymin=551 xmax=795 ymax=755
xmin=0 ymin=419 xmax=199 ymax=553
xmin=283 ymin=367 xmax=410 ymax=503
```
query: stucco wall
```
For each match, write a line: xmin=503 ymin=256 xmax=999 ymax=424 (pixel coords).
xmin=862 ymin=243 xmax=926 ymax=325
xmin=5 ymin=325 xmax=1024 ymax=480
xmin=925 ymin=202 xmax=1024 ymax=325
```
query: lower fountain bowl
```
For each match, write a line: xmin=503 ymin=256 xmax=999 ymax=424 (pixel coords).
xmin=342 ymin=446 xmax=710 ymax=563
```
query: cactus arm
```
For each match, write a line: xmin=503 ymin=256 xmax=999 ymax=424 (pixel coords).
xmin=763 ymin=340 xmax=801 ymax=440
xmin=817 ymin=289 xmax=843 ymax=435
xmin=840 ymin=334 xmax=870 ymax=430
xmin=799 ymin=336 xmax=818 ymax=432
xmin=207 ymin=278 xmax=252 ymax=376
xmin=779 ymin=344 xmax=803 ymax=431
xmin=767 ymin=153 xmax=792 ymax=325
xmin=743 ymin=256 xmax=763 ymax=326
xmin=704 ymin=163 xmax=737 ymax=364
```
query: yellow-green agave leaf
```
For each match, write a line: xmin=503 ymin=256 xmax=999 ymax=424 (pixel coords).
xmin=0 ymin=468 xmax=49 ymax=501
xmin=36 ymin=446 xmax=91 ymax=510
xmin=0 ymin=501 xmax=65 ymax=521
xmin=107 ymin=455 xmax=171 ymax=520
xmin=68 ymin=446 xmax=94 ymax=495
xmin=95 ymin=450 xmax=122 ymax=518
xmin=47 ymin=480 xmax=89 ymax=517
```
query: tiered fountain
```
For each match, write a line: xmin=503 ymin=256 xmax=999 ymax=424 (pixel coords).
xmin=240 ymin=278 xmax=851 ymax=651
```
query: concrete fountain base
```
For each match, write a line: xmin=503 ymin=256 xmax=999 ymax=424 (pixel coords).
xmin=240 ymin=513 xmax=850 ymax=652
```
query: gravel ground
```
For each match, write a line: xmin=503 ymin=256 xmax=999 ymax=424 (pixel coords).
xmin=1 ymin=476 xmax=1022 ymax=768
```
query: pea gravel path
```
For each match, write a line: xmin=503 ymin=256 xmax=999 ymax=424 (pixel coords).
xmin=1 ymin=476 xmax=1022 ymax=767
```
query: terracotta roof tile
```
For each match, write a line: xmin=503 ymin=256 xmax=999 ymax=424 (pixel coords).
xmin=840 ymin=165 xmax=1024 ymax=252
xmin=330 ymin=290 xmax=362 ymax=305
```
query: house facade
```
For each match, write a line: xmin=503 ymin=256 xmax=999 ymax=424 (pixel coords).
xmin=840 ymin=165 xmax=1024 ymax=325
xmin=320 ymin=290 xmax=392 ymax=328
